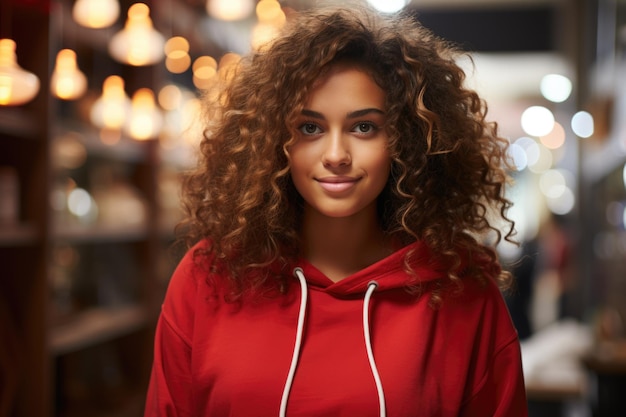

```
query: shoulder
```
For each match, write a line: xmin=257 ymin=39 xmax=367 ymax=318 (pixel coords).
xmin=442 ymin=276 xmax=518 ymax=342
xmin=452 ymin=277 xmax=510 ymax=314
xmin=160 ymin=240 xmax=218 ymax=337
xmin=167 ymin=240 xmax=213 ymax=293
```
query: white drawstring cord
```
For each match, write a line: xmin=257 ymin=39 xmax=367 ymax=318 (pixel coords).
xmin=279 ymin=267 xmax=308 ymax=417
xmin=280 ymin=271 xmax=386 ymax=417
xmin=363 ymin=281 xmax=387 ymax=417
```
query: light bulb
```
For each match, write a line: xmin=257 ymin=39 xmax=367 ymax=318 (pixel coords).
xmin=192 ymin=56 xmax=218 ymax=90
xmin=540 ymin=74 xmax=572 ymax=103
xmin=256 ymin=0 xmax=285 ymax=25
xmin=90 ymin=75 xmax=131 ymax=130
xmin=206 ymin=0 xmax=255 ymax=21
xmin=51 ymin=49 xmax=87 ymax=100
xmin=72 ymin=0 xmax=120 ymax=29
xmin=0 ymin=39 xmax=40 ymax=106
xmin=125 ymin=88 xmax=163 ymax=140
xmin=109 ymin=3 xmax=165 ymax=66
xmin=165 ymin=36 xmax=191 ymax=74
xmin=367 ymin=0 xmax=410 ymax=13
xmin=251 ymin=0 xmax=285 ymax=50
xmin=520 ymin=106 xmax=555 ymax=137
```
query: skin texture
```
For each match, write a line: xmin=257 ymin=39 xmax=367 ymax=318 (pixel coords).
xmin=288 ymin=64 xmax=393 ymax=281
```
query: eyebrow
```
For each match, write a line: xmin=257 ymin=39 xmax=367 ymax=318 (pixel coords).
xmin=301 ymin=108 xmax=385 ymax=120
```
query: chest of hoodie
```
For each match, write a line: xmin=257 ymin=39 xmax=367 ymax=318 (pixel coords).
xmin=188 ymin=283 xmax=486 ymax=416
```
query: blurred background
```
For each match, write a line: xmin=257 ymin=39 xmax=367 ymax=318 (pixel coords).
xmin=0 ymin=0 xmax=624 ymax=416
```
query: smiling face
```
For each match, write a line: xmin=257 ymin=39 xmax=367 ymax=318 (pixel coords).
xmin=288 ymin=64 xmax=391 ymax=221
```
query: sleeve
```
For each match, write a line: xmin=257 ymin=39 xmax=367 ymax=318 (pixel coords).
xmin=144 ymin=246 xmax=204 ymax=417
xmin=460 ymin=326 xmax=529 ymax=417
xmin=460 ymin=282 xmax=528 ymax=417
xmin=143 ymin=314 xmax=193 ymax=417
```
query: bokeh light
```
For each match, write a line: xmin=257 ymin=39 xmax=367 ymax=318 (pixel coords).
xmin=540 ymin=122 xmax=566 ymax=150
xmin=521 ymin=106 xmax=555 ymax=137
xmin=540 ymin=74 xmax=572 ymax=103
xmin=367 ymin=0 xmax=410 ymax=13
xmin=571 ymin=111 xmax=594 ymax=138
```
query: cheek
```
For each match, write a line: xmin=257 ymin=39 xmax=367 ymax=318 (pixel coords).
xmin=364 ymin=147 xmax=392 ymax=180
xmin=287 ymin=147 xmax=304 ymax=173
xmin=373 ymin=156 xmax=392 ymax=194
xmin=287 ymin=146 xmax=310 ymax=188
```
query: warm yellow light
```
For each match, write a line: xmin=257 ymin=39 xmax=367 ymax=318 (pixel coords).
xmin=158 ymin=84 xmax=183 ymax=111
xmin=206 ymin=0 xmax=254 ymax=21
xmin=0 ymin=39 xmax=40 ymax=106
xmin=181 ymin=98 xmax=203 ymax=146
xmin=109 ymin=3 xmax=165 ymax=66
xmin=51 ymin=49 xmax=87 ymax=100
xmin=193 ymin=56 xmax=218 ymax=72
xmin=164 ymin=36 xmax=191 ymax=73
xmin=166 ymin=51 xmax=191 ymax=74
xmin=217 ymin=53 xmax=240 ymax=83
xmin=90 ymin=75 xmax=131 ymax=129
xmin=164 ymin=36 xmax=189 ymax=55
xmin=192 ymin=56 xmax=218 ymax=90
xmin=256 ymin=0 xmax=285 ymax=25
xmin=251 ymin=23 xmax=280 ymax=50
xmin=72 ymin=0 xmax=120 ymax=29
xmin=159 ymin=86 xmax=197 ymax=145
xmin=126 ymin=88 xmax=163 ymax=140
xmin=252 ymin=1 xmax=285 ymax=50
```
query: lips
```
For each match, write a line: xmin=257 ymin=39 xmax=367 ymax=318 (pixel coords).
xmin=316 ymin=176 xmax=360 ymax=193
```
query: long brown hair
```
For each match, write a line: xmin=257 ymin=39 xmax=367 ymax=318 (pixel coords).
xmin=179 ymin=3 xmax=516 ymax=301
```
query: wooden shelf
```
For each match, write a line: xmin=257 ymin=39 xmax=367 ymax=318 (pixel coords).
xmin=53 ymin=121 xmax=150 ymax=164
xmin=51 ymin=222 xmax=149 ymax=243
xmin=0 ymin=108 xmax=42 ymax=138
xmin=0 ymin=223 xmax=38 ymax=247
xmin=526 ymin=379 xmax=584 ymax=401
xmin=49 ymin=305 xmax=150 ymax=356
xmin=0 ymin=1 xmax=179 ymax=416
xmin=583 ymin=341 xmax=626 ymax=375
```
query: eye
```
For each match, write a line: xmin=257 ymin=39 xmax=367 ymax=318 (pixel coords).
xmin=352 ymin=122 xmax=377 ymax=134
xmin=298 ymin=123 xmax=322 ymax=135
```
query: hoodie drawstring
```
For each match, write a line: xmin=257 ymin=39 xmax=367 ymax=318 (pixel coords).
xmin=280 ymin=267 xmax=308 ymax=417
xmin=280 ymin=268 xmax=387 ymax=417
xmin=363 ymin=280 xmax=386 ymax=417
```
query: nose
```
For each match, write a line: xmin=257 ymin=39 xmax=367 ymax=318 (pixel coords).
xmin=321 ymin=131 xmax=351 ymax=167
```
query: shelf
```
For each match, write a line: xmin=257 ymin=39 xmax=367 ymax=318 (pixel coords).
xmin=52 ymin=222 xmax=149 ymax=243
xmin=0 ymin=223 xmax=38 ymax=247
xmin=49 ymin=305 xmax=150 ymax=356
xmin=583 ymin=341 xmax=626 ymax=375
xmin=526 ymin=379 xmax=584 ymax=401
xmin=1 ymin=2 xmax=178 ymax=415
xmin=53 ymin=121 xmax=150 ymax=164
xmin=0 ymin=108 xmax=42 ymax=138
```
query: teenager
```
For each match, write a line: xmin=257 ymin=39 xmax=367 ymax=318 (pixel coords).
xmin=145 ymin=4 xmax=527 ymax=416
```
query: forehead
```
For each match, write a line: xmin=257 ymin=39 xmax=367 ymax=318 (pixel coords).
xmin=313 ymin=61 xmax=378 ymax=88
xmin=305 ymin=63 xmax=386 ymax=107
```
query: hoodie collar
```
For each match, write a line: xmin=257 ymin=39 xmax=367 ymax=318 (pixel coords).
xmin=296 ymin=241 xmax=447 ymax=296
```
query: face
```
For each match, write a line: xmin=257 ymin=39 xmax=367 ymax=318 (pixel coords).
xmin=288 ymin=65 xmax=391 ymax=219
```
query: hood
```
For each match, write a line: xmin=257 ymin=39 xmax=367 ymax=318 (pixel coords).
xmin=295 ymin=240 xmax=448 ymax=296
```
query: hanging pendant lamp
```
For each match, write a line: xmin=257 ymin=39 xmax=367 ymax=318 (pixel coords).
xmin=0 ymin=39 xmax=40 ymax=106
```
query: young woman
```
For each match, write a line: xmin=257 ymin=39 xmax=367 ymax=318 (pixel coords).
xmin=145 ymin=4 xmax=527 ymax=417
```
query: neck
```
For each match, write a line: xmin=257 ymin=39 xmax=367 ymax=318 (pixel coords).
xmin=301 ymin=206 xmax=392 ymax=282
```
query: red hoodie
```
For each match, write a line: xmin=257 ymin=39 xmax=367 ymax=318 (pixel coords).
xmin=145 ymin=241 xmax=528 ymax=417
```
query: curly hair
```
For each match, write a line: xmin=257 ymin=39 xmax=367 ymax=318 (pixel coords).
xmin=179 ymin=3 xmax=516 ymax=302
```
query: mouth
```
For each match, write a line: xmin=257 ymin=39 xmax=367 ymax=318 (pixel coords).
xmin=315 ymin=176 xmax=360 ymax=193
